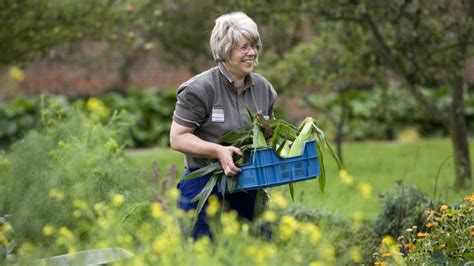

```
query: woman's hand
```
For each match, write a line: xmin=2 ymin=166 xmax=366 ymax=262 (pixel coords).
xmin=216 ymin=145 xmax=242 ymax=176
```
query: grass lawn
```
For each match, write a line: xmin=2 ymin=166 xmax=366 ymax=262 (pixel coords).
xmin=125 ymin=138 xmax=473 ymax=221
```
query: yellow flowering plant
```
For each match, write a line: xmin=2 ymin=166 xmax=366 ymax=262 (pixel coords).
xmin=400 ymin=195 xmax=474 ymax=264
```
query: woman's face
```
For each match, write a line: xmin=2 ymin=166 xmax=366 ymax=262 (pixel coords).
xmin=225 ymin=38 xmax=260 ymax=79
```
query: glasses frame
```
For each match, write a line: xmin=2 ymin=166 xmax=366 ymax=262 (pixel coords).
xmin=235 ymin=44 xmax=261 ymax=54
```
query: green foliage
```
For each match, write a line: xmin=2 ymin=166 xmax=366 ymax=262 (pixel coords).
xmin=0 ymin=89 xmax=176 ymax=149
xmin=0 ymin=0 xmax=125 ymax=67
xmin=286 ymin=204 xmax=378 ymax=264
xmin=99 ymin=88 xmax=176 ymax=147
xmin=0 ymin=95 xmax=39 ymax=146
xmin=401 ymin=196 xmax=474 ymax=264
xmin=1 ymin=108 xmax=150 ymax=250
xmin=373 ymin=183 xmax=431 ymax=240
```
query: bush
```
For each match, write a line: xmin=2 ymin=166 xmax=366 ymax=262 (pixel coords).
xmin=285 ymin=204 xmax=379 ymax=264
xmin=1 ymin=108 xmax=151 ymax=253
xmin=0 ymin=89 xmax=177 ymax=149
xmin=373 ymin=182 xmax=431 ymax=240
xmin=401 ymin=195 xmax=474 ymax=264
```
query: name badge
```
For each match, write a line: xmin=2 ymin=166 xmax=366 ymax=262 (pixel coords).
xmin=211 ymin=106 xmax=225 ymax=123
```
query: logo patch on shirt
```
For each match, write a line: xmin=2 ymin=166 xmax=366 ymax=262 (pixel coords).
xmin=211 ymin=106 xmax=225 ymax=123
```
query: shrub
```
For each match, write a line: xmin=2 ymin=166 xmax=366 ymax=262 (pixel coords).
xmin=401 ymin=195 xmax=474 ymax=264
xmin=1 ymin=108 xmax=150 ymax=253
xmin=285 ymin=204 xmax=379 ymax=264
xmin=373 ymin=182 xmax=431 ymax=240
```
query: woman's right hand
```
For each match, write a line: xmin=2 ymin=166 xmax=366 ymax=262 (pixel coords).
xmin=216 ymin=145 xmax=242 ymax=176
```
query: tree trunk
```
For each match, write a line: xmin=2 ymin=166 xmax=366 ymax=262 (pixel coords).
xmin=449 ymin=83 xmax=472 ymax=189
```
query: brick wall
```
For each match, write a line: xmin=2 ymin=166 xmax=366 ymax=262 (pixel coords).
xmin=5 ymin=41 xmax=192 ymax=97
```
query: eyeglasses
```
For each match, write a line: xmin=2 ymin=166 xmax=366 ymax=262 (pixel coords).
xmin=236 ymin=44 xmax=261 ymax=54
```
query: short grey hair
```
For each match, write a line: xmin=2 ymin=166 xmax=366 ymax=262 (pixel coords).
xmin=210 ymin=12 xmax=262 ymax=64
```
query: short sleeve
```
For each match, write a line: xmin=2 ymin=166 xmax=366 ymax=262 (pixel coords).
xmin=172 ymin=85 xmax=209 ymax=128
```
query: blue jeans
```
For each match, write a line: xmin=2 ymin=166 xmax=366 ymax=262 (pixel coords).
xmin=177 ymin=168 xmax=263 ymax=240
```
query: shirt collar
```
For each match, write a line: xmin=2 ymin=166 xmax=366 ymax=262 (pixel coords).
xmin=217 ymin=63 xmax=255 ymax=90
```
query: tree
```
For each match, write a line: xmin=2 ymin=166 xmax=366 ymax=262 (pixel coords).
xmin=262 ymin=22 xmax=377 ymax=163
xmin=0 ymin=0 xmax=124 ymax=68
xmin=294 ymin=0 xmax=474 ymax=188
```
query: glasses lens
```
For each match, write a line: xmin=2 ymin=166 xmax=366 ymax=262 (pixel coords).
xmin=239 ymin=45 xmax=259 ymax=53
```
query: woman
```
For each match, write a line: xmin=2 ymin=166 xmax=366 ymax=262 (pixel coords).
xmin=170 ymin=11 xmax=277 ymax=239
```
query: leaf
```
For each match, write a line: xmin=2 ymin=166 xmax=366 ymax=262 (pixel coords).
xmin=182 ymin=161 xmax=221 ymax=180
xmin=288 ymin=183 xmax=295 ymax=202
xmin=216 ymin=126 xmax=251 ymax=143
xmin=220 ymin=176 xmax=227 ymax=210
xmin=191 ymin=175 xmax=218 ymax=224
xmin=227 ymin=175 xmax=236 ymax=193
xmin=313 ymin=123 xmax=343 ymax=169
xmin=252 ymin=119 xmax=267 ymax=148
xmin=316 ymin=143 xmax=326 ymax=193
xmin=245 ymin=106 xmax=254 ymax=123
xmin=271 ymin=124 xmax=282 ymax=147
xmin=220 ymin=175 xmax=227 ymax=196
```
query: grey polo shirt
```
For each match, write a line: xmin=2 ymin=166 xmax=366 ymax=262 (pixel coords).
xmin=173 ymin=63 xmax=277 ymax=169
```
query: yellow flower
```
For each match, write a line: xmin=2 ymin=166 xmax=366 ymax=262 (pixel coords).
xmin=339 ymin=169 xmax=354 ymax=185
xmin=416 ymin=232 xmax=429 ymax=238
xmin=279 ymin=215 xmax=298 ymax=241
xmin=350 ymin=246 xmax=362 ymax=263
xmin=193 ymin=236 xmax=210 ymax=254
xmin=405 ymin=243 xmax=416 ymax=252
xmin=152 ymin=236 xmax=167 ymax=253
xmin=59 ymin=226 xmax=74 ymax=240
xmin=425 ymin=222 xmax=434 ymax=228
xmin=262 ymin=210 xmax=277 ymax=222
xmin=112 ymin=194 xmax=126 ymax=207
xmin=241 ymin=223 xmax=249 ymax=234
xmin=221 ymin=211 xmax=239 ymax=236
xmin=9 ymin=66 xmax=25 ymax=82
xmin=439 ymin=243 xmax=447 ymax=248
xmin=94 ymin=202 xmax=107 ymax=214
xmin=301 ymin=223 xmax=321 ymax=244
xmin=137 ymin=223 xmax=152 ymax=241
xmin=85 ymin=97 xmax=110 ymax=118
xmin=73 ymin=199 xmax=87 ymax=210
xmin=248 ymin=243 xmax=277 ymax=265
xmin=357 ymin=182 xmax=372 ymax=199
xmin=151 ymin=202 xmax=164 ymax=218
xmin=1 ymin=223 xmax=12 ymax=234
xmin=321 ymin=243 xmax=335 ymax=262
xmin=464 ymin=193 xmax=474 ymax=202
xmin=271 ymin=192 xmax=288 ymax=209
xmin=382 ymin=235 xmax=396 ymax=246
xmin=205 ymin=195 xmax=219 ymax=217
xmin=42 ymin=224 xmax=56 ymax=237
xmin=309 ymin=261 xmax=323 ymax=266
xmin=48 ymin=188 xmax=65 ymax=201
xmin=0 ymin=234 xmax=9 ymax=246
xmin=166 ymin=188 xmax=179 ymax=201
xmin=440 ymin=204 xmax=448 ymax=211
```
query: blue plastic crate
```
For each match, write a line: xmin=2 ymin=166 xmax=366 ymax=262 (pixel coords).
xmin=218 ymin=140 xmax=320 ymax=193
